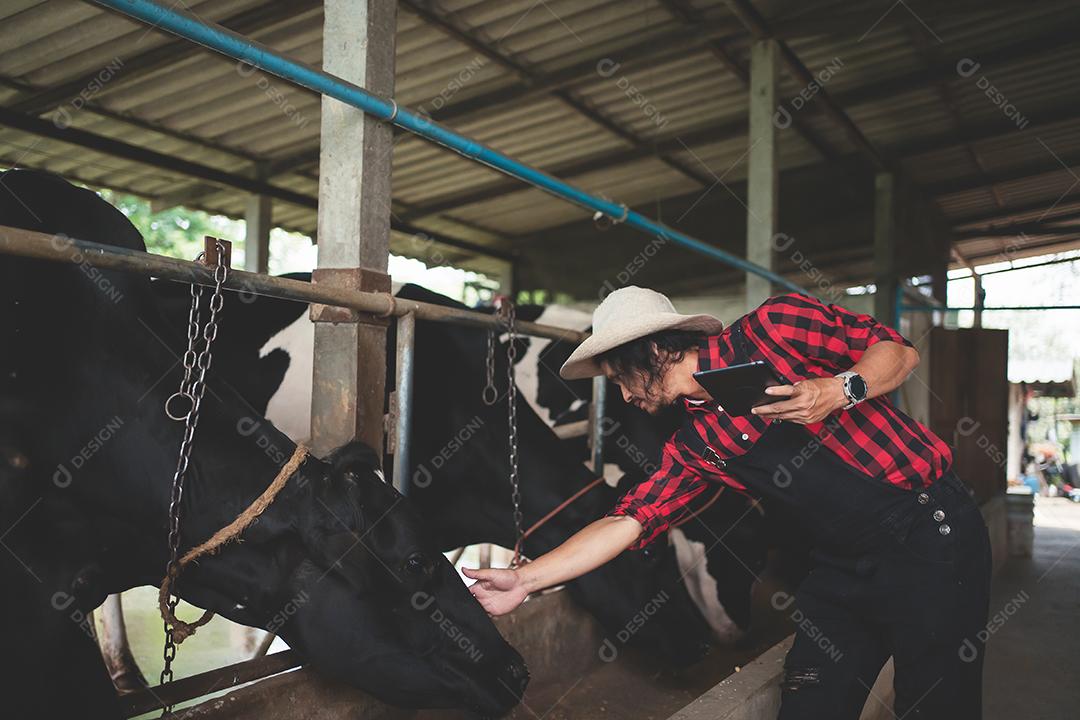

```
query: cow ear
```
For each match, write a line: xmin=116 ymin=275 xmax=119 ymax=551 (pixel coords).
xmin=326 ymin=441 xmax=382 ymax=486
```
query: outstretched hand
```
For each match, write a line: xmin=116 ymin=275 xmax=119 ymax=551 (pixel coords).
xmin=463 ymin=567 xmax=530 ymax=616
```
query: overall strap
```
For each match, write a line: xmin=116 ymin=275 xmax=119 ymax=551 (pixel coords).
xmin=676 ymin=318 xmax=753 ymax=468
xmin=730 ymin=319 xmax=753 ymax=364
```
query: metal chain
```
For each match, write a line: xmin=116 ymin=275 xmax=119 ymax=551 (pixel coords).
xmin=482 ymin=315 xmax=498 ymax=406
xmin=503 ymin=301 xmax=523 ymax=565
xmin=483 ymin=297 xmax=524 ymax=565
xmin=159 ymin=244 xmax=228 ymax=716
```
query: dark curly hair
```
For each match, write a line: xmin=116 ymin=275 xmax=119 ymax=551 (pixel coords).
xmin=598 ymin=329 xmax=704 ymax=399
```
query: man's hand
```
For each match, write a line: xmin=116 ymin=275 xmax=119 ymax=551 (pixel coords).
xmin=463 ymin=567 xmax=530 ymax=616
xmin=751 ymin=377 xmax=847 ymax=424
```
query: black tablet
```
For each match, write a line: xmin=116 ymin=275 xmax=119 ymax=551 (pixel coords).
xmin=692 ymin=361 xmax=785 ymax=416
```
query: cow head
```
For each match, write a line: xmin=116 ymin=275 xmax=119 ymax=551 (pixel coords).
xmin=174 ymin=437 xmax=528 ymax=714
xmin=0 ymin=169 xmax=527 ymax=716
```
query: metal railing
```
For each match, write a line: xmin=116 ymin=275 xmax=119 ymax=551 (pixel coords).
xmin=1 ymin=224 xmax=601 ymax=714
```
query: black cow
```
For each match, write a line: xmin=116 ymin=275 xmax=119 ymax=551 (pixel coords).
xmin=155 ymin=280 xmax=714 ymax=666
xmin=0 ymin=170 xmax=527 ymax=718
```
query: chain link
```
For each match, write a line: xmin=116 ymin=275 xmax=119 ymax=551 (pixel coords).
xmin=503 ymin=302 xmax=523 ymax=564
xmin=483 ymin=297 xmax=524 ymax=566
xmin=482 ymin=317 xmax=498 ymax=406
xmin=159 ymin=245 xmax=228 ymax=716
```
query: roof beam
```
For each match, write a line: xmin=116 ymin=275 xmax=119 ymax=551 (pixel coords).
xmin=952 ymin=196 xmax=1080 ymax=228
xmin=0 ymin=105 xmax=316 ymax=206
xmin=398 ymin=27 xmax=1079 ymax=224
xmin=893 ymin=98 xmax=1080 ymax=159
xmin=266 ymin=10 xmax=1078 ymax=182
xmin=952 ymin=213 xmax=1080 ymax=239
xmin=11 ymin=0 xmax=322 ymax=117
xmin=399 ymin=1 xmax=714 ymax=187
xmin=0 ymin=105 xmax=515 ymax=263
xmin=927 ymin=150 xmax=1080 ymax=196
xmin=724 ymin=0 xmax=889 ymax=171
xmin=264 ymin=27 xmax=744 ymax=177
xmin=900 ymin=17 xmax=1007 ymax=208
xmin=398 ymin=114 xmax=751 ymax=221
xmin=657 ymin=0 xmax=838 ymax=161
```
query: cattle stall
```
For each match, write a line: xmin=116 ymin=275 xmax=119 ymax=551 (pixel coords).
xmin=3 ymin=0 xmax=1076 ymax=718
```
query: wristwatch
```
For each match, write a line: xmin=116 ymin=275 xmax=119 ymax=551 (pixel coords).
xmin=836 ymin=371 xmax=868 ymax=409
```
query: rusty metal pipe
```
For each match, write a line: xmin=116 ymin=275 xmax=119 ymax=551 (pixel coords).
xmin=392 ymin=312 xmax=416 ymax=494
xmin=0 ymin=226 xmax=588 ymax=344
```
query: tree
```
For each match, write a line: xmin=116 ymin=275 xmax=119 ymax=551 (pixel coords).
xmin=97 ymin=189 xmax=242 ymax=260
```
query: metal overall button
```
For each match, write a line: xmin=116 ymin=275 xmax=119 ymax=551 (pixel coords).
xmin=939 ymin=523 xmax=952 ymax=536
xmin=703 ymin=446 xmax=726 ymax=469
xmin=917 ymin=492 xmax=930 ymax=505
xmin=933 ymin=509 xmax=946 ymax=522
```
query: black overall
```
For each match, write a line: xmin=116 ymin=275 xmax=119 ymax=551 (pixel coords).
xmin=681 ymin=323 xmax=992 ymax=719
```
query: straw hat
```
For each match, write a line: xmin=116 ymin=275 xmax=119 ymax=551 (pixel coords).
xmin=559 ymin=286 xmax=725 ymax=380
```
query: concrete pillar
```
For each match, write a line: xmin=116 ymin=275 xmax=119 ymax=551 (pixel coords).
xmin=244 ymin=194 xmax=272 ymax=274
xmin=745 ymin=38 xmax=779 ymax=310
xmin=973 ymin=272 xmax=984 ymax=327
xmin=873 ymin=172 xmax=899 ymax=326
xmin=931 ymin=266 xmax=948 ymax=307
xmin=310 ymin=0 xmax=397 ymax=456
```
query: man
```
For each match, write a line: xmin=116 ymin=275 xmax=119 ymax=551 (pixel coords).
xmin=465 ymin=286 xmax=991 ymax=719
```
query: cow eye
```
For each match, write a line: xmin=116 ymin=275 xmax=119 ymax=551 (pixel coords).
xmin=403 ymin=552 xmax=429 ymax=576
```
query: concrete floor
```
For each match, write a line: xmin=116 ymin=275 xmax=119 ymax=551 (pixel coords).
xmin=984 ymin=496 xmax=1080 ymax=720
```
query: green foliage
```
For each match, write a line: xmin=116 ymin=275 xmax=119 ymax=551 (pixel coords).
xmin=96 ymin=189 xmax=242 ymax=260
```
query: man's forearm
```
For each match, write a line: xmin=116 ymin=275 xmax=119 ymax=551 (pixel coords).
xmin=851 ymin=341 xmax=919 ymax=398
xmin=518 ymin=515 xmax=643 ymax=593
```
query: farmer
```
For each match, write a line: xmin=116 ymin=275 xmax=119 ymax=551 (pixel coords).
xmin=465 ymin=286 xmax=991 ymax=719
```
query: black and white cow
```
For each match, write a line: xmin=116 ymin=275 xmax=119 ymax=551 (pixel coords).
xmin=174 ymin=280 xmax=716 ymax=666
xmin=204 ymin=275 xmax=760 ymax=650
xmin=0 ymin=170 xmax=528 ymax=718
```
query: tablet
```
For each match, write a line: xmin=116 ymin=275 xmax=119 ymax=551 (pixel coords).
xmin=692 ymin=361 xmax=785 ymax=416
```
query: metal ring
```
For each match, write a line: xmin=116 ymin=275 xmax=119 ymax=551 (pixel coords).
xmin=375 ymin=292 xmax=397 ymax=318
xmin=165 ymin=392 xmax=194 ymax=421
xmin=614 ymin=203 xmax=629 ymax=223
xmin=386 ymin=99 xmax=398 ymax=123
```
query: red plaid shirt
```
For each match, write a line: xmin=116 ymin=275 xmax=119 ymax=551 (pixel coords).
xmin=609 ymin=293 xmax=953 ymax=550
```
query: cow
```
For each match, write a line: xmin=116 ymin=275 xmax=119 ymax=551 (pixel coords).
xmin=163 ymin=279 xmax=716 ymax=667
xmin=0 ymin=169 xmax=528 ymax=718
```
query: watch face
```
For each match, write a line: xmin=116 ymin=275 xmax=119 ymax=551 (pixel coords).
xmin=849 ymin=375 xmax=868 ymax=400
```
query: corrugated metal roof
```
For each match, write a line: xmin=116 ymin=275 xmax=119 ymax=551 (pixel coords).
xmin=1 ymin=0 xmax=1079 ymax=280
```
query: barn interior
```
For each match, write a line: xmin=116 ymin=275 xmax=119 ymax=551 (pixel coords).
xmin=1 ymin=1 xmax=1078 ymax=718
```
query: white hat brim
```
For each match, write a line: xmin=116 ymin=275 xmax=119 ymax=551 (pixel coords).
xmin=559 ymin=312 xmax=724 ymax=380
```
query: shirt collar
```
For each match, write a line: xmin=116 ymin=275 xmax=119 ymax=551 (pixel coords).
xmin=696 ymin=329 xmax=731 ymax=372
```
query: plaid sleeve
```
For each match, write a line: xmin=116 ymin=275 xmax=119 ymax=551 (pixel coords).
xmin=606 ymin=436 xmax=708 ymax=550
xmin=757 ymin=293 xmax=913 ymax=371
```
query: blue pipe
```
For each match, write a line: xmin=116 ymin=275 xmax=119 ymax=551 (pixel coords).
xmin=92 ymin=0 xmax=812 ymax=297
